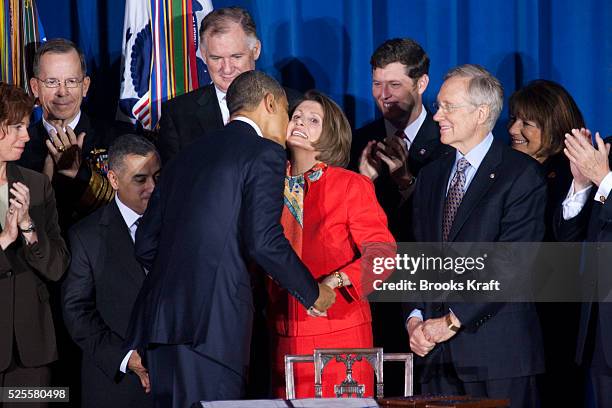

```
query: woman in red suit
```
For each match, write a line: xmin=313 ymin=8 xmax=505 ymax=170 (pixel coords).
xmin=268 ymin=90 xmax=395 ymax=398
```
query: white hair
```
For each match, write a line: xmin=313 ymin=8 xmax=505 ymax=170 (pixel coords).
xmin=444 ymin=64 xmax=503 ymax=132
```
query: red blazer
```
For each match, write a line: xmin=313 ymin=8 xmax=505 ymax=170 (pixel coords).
xmin=268 ymin=166 xmax=395 ymax=337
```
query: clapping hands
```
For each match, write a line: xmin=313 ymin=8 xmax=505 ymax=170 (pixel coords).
xmin=359 ymin=135 xmax=415 ymax=189
xmin=564 ymin=128 xmax=610 ymax=189
xmin=44 ymin=124 xmax=86 ymax=179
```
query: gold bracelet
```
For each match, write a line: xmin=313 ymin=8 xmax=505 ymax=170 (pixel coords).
xmin=333 ymin=271 xmax=344 ymax=288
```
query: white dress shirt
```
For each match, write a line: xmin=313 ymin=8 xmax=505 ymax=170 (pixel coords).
xmin=562 ymin=172 xmax=612 ymax=220
xmin=115 ymin=195 xmax=141 ymax=242
xmin=445 ymin=133 xmax=494 ymax=194
xmin=214 ymin=86 xmax=230 ymax=125
xmin=42 ymin=110 xmax=81 ymax=135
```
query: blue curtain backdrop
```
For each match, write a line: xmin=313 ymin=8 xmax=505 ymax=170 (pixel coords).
xmin=36 ymin=0 xmax=610 ymax=136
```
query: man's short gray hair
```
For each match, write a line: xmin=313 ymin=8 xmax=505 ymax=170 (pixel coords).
xmin=33 ymin=38 xmax=87 ymax=77
xmin=444 ymin=64 xmax=503 ymax=132
xmin=199 ymin=7 xmax=259 ymax=51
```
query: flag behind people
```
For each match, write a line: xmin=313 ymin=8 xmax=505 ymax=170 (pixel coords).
xmin=118 ymin=0 xmax=213 ymax=130
xmin=0 ymin=0 xmax=46 ymax=90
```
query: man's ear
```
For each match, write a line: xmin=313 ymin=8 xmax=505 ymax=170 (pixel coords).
xmin=477 ymin=104 xmax=490 ymax=127
xmin=107 ymin=170 xmax=120 ymax=191
xmin=82 ymin=76 xmax=91 ymax=97
xmin=30 ymin=77 xmax=39 ymax=98
xmin=251 ymin=40 xmax=261 ymax=61
xmin=416 ymin=74 xmax=429 ymax=95
xmin=263 ymin=92 xmax=276 ymax=113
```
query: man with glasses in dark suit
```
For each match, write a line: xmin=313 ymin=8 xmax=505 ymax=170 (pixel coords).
xmin=21 ymin=38 xmax=117 ymax=231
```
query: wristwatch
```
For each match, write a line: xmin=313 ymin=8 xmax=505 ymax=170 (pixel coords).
xmin=333 ymin=271 xmax=344 ymax=288
xmin=446 ymin=313 xmax=460 ymax=333
xmin=19 ymin=220 xmax=36 ymax=233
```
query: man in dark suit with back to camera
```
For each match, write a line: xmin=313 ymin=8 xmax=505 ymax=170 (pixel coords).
xmin=352 ymin=38 xmax=450 ymax=241
xmin=125 ymin=70 xmax=336 ymax=407
xmin=62 ymin=134 xmax=160 ymax=408
xmin=157 ymin=6 xmax=300 ymax=164
xmin=406 ymin=64 xmax=546 ymax=408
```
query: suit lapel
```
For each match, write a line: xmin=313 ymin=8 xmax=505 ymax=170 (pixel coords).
xmin=447 ymin=140 xmax=502 ymax=241
xmin=101 ymin=201 xmax=146 ymax=286
xmin=74 ymin=112 xmax=89 ymax=151
xmin=196 ymin=84 xmax=224 ymax=134
xmin=7 ymin=162 xmax=26 ymax=186
xmin=410 ymin=112 xmax=438 ymax=160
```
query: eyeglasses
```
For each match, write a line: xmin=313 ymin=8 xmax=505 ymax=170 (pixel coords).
xmin=36 ymin=78 xmax=84 ymax=88
xmin=431 ymin=102 xmax=473 ymax=114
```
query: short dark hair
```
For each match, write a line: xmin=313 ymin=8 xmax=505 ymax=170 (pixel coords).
xmin=108 ymin=134 xmax=159 ymax=172
xmin=199 ymin=7 xmax=258 ymax=49
xmin=33 ymin=38 xmax=87 ymax=77
xmin=0 ymin=83 xmax=35 ymax=127
xmin=226 ymin=70 xmax=285 ymax=115
xmin=509 ymin=79 xmax=585 ymax=159
xmin=370 ymin=38 xmax=430 ymax=80
xmin=294 ymin=90 xmax=351 ymax=168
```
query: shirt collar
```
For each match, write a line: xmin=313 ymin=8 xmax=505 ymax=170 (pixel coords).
xmin=115 ymin=195 xmax=141 ymax=229
xmin=214 ymin=85 xmax=226 ymax=103
xmin=42 ymin=110 xmax=81 ymax=135
xmin=456 ymin=132 xmax=494 ymax=171
xmin=233 ymin=116 xmax=263 ymax=137
xmin=384 ymin=104 xmax=427 ymax=144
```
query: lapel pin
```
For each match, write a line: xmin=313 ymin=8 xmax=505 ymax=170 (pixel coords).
xmin=548 ymin=171 xmax=556 ymax=178
xmin=419 ymin=148 xmax=426 ymax=155
xmin=490 ymin=173 xmax=495 ymax=179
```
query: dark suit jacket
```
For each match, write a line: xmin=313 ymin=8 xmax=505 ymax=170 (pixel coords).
xmin=350 ymin=113 xmax=450 ymax=241
xmin=410 ymin=138 xmax=546 ymax=382
xmin=126 ymin=120 xmax=319 ymax=378
xmin=19 ymin=112 xmax=117 ymax=231
xmin=157 ymin=84 xmax=303 ymax=164
xmin=157 ymin=84 xmax=224 ymax=165
xmin=62 ymin=201 xmax=152 ymax=407
xmin=554 ymin=142 xmax=612 ymax=368
xmin=0 ymin=164 xmax=69 ymax=372
xmin=541 ymin=153 xmax=573 ymax=241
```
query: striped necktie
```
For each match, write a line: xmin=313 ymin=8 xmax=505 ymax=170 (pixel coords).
xmin=442 ymin=158 xmax=470 ymax=241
